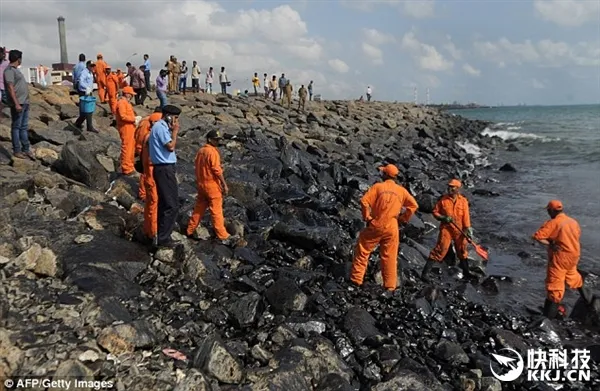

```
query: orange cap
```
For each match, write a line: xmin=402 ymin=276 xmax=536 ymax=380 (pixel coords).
xmin=379 ymin=164 xmax=399 ymax=178
xmin=149 ymin=112 xmax=163 ymax=122
xmin=122 ymin=86 xmax=136 ymax=95
xmin=448 ymin=179 xmax=462 ymax=188
xmin=546 ymin=200 xmax=563 ymax=211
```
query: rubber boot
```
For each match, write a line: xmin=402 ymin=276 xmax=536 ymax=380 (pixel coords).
xmin=459 ymin=259 xmax=471 ymax=278
xmin=543 ymin=299 xmax=559 ymax=319
xmin=578 ymin=284 xmax=594 ymax=304
xmin=421 ymin=260 xmax=435 ymax=282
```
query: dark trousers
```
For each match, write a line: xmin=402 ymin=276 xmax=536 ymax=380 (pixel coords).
xmin=191 ymin=78 xmax=199 ymax=92
xmin=134 ymin=88 xmax=147 ymax=105
xmin=75 ymin=91 xmax=94 ymax=131
xmin=153 ymin=164 xmax=179 ymax=243
xmin=144 ymin=71 xmax=151 ymax=93
xmin=220 ymin=82 xmax=227 ymax=94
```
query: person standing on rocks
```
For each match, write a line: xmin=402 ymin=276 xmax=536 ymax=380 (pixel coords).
xmin=219 ymin=66 xmax=228 ymax=94
xmin=278 ymin=73 xmax=287 ymax=99
xmin=95 ymin=54 xmax=108 ymax=103
xmin=252 ymin=72 xmax=260 ymax=96
xmin=366 ymin=86 xmax=372 ymax=102
xmin=140 ymin=110 xmax=164 ymax=242
xmin=191 ymin=61 xmax=201 ymax=93
xmin=268 ymin=75 xmax=278 ymax=101
xmin=350 ymin=164 xmax=418 ymax=291
xmin=143 ymin=54 xmax=151 ymax=93
xmin=206 ymin=66 xmax=214 ymax=94
xmin=131 ymin=66 xmax=147 ymax=105
xmin=283 ymin=80 xmax=293 ymax=109
xmin=421 ymin=179 xmax=473 ymax=282
xmin=0 ymin=47 xmax=7 ymax=118
xmin=3 ymin=49 xmax=35 ymax=160
xmin=74 ymin=60 xmax=99 ymax=134
xmin=135 ymin=106 xmax=163 ymax=201
xmin=167 ymin=56 xmax=176 ymax=93
xmin=105 ymin=66 xmax=119 ymax=115
xmin=263 ymin=73 xmax=269 ymax=98
xmin=179 ymin=61 xmax=188 ymax=95
xmin=72 ymin=53 xmax=86 ymax=93
xmin=149 ymin=105 xmax=182 ymax=248
xmin=156 ymin=70 xmax=168 ymax=108
xmin=116 ymin=86 xmax=138 ymax=176
xmin=532 ymin=200 xmax=590 ymax=319
xmin=186 ymin=130 xmax=238 ymax=245
xmin=308 ymin=80 xmax=313 ymax=101
xmin=298 ymin=84 xmax=307 ymax=111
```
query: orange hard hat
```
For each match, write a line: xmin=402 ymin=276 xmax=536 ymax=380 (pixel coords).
xmin=122 ymin=86 xmax=136 ymax=95
xmin=149 ymin=112 xmax=163 ymax=122
xmin=97 ymin=53 xmax=103 ymax=58
xmin=379 ymin=164 xmax=399 ymax=178
xmin=546 ymin=200 xmax=563 ymax=211
xmin=448 ymin=179 xmax=462 ymax=188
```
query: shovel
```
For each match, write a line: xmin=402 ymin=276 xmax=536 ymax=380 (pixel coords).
xmin=450 ymin=221 xmax=489 ymax=261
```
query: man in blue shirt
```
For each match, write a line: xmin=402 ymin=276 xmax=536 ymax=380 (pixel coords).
xmin=149 ymin=104 xmax=181 ymax=248
xmin=74 ymin=60 xmax=98 ymax=133
xmin=72 ymin=53 xmax=86 ymax=92
xmin=143 ymin=54 xmax=151 ymax=93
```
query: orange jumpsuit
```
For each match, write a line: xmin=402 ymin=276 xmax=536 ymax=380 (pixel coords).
xmin=141 ymin=132 xmax=157 ymax=238
xmin=115 ymin=98 xmax=136 ymax=175
xmin=135 ymin=117 xmax=152 ymax=200
xmin=117 ymin=72 xmax=127 ymax=88
xmin=106 ymin=73 xmax=119 ymax=115
xmin=185 ymin=144 xmax=229 ymax=240
xmin=350 ymin=179 xmax=418 ymax=290
xmin=96 ymin=59 xmax=108 ymax=103
xmin=428 ymin=194 xmax=471 ymax=262
xmin=533 ymin=213 xmax=583 ymax=303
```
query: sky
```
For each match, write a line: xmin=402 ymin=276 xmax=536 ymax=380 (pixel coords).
xmin=0 ymin=0 xmax=599 ymax=105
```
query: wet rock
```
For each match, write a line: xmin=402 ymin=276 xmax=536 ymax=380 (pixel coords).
xmin=480 ymin=377 xmax=501 ymax=391
xmin=490 ymin=328 xmax=529 ymax=354
xmin=193 ymin=334 xmax=243 ymax=384
xmin=55 ymin=141 xmax=109 ymax=191
xmin=435 ymin=340 xmax=469 ymax=365
xmin=173 ymin=369 xmax=213 ymax=391
xmin=4 ymin=189 xmax=29 ymax=206
xmin=227 ymin=292 xmax=263 ymax=327
xmin=343 ymin=307 xmax=382 ymax=344
xmin=315 ymin=373 xmax=354 ymax=391
xmin=506 ymin=143 xmax=519 ymax=152
xmin=265 ymin=277 xmax=307 ymax=315
xmin=371 ymin=368 xmax=440 ymax=391
xmin=50 ymin=360 xmax=94 ymax=391
xmin=499 ymin=163 xmax=517 ymax=172
xmin=182 ymin=253 xmax=222 ymax=290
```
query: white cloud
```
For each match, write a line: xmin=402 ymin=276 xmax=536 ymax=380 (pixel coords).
xmin=0 ymin=1 xmax=356 ymax=98
xmin=474 ymin=37 xmax=600 ymax=67
xmin=341 ymin=0 xmax=435 ymax=18
xmin=534 ymin=0 xmax=600 ymax=27
xmin=401 ymin=31 xmax=453 ymax=71
xmin=462 ymin=63 xmax=481 ymax=77
xmin=403 ymin=0 xmax=435 ymax=18
xmin=361 ymin=43 xmax=384 ymax=65
xmin=362 ymin=28 xmax=396 ymax=45
xmin=328 ymin=58 xmax=350 ymax=73
xmin=444 ymin=35 xmax=462 ymax=60
xmin=532 ymin=78 xmax=546 ymax=89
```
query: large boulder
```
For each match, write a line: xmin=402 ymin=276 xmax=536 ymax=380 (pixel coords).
xmin=55 ymin=141 xmax=109 ymax=190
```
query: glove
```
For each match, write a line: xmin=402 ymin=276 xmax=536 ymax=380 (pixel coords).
xmin=135 ymin=116 xmax=142 ymax=127
xmin=465 ymin=227 xmax=474 ymax=239
xmin=440 ymin=216 xmax=453 ymax=223
xmin=85 ymin=86 xmax=93 ymax=96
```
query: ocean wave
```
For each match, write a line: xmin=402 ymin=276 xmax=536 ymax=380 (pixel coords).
xmin=506 ymin=126 xmax=522 ymax=130
xmin=456 ymin=141 xmax=482 ymax=157
xmin=481 ymin=127 xmax=559 ymax=142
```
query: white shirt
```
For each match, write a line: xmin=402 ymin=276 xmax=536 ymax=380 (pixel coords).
xmin=219 ymin=71 xmax=227 ymax=83
xmin=206 ymin=71 xmax=214 ymax=83
xmin=367 ymin=87 xmax=372 ymax=95
xmin=191 ymin=65 xmax=201 ymax=79
xmin=263 ymin=76 xmax=268 ymax=87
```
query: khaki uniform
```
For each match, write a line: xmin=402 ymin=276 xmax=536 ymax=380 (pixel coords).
xmin=298 ymin=87 xmax=307 ymax=111
xmin=283 ymin=83 xmax=293 ymax=109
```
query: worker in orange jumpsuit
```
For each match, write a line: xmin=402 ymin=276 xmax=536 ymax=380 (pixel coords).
xmin=105 ymin=67 xmax=119 ymax=115
xmin=350 ymin=164 xmax=418 ymax=291
xmin=135 ymin=107 xmax=163 ymax=201
xmin=532 ymin=200 xmax=590 ymax=319
xmin=185 ymin=130 xmax=232 ymax=242
xmin=95 ymin=53 xmax=108 ymax=103
xmin=140 ymin=111 xmax=164 ymax=241
xmin=421 ymin=179 xmax=473 ymax=282
xmin=116 ymin=69 xmax=127 ymax=88
xmin=115 ymin=86 xmax=137 ymax=175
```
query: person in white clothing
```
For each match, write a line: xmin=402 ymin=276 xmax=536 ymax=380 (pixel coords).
xmin=205 ymin=67 xmax=214 ymax=94
xmin=366 ymin=86 xmax=372 ymax=102
xmin=263 ymin=73 xmax=269 ymax=98
xmin=191 ymin=61 xmax=201 ymax=93
xmin=219 ymin=66 xmax=228 ymax=94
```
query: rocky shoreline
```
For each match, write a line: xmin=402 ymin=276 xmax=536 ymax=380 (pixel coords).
xmin=0 ymin=85 xmax=598 ymax=391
